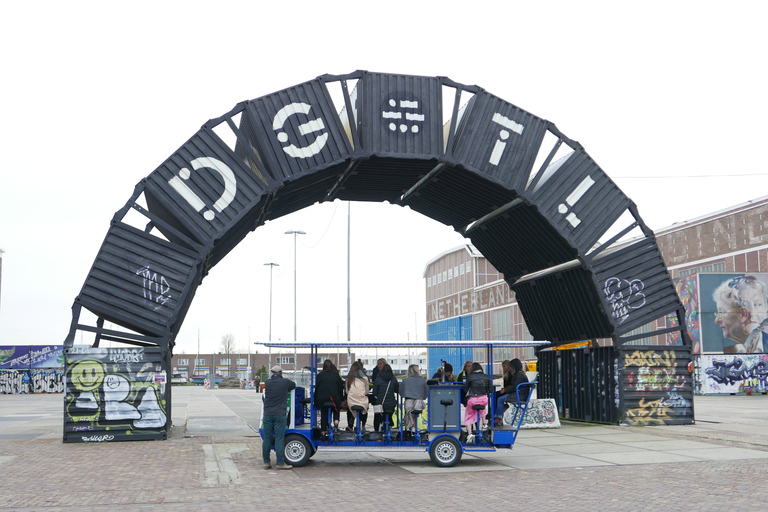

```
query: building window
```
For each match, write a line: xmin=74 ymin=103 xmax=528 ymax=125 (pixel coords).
xmin=454 ymin=266 xmax=459 ymax=278
xmin=428 ymin=276 xmax=432 ymax=287
xmin=466 ymin=260 xmax=471 ymax=273
xmin=443 ymin=271 xmax=447 ymax=282
xmin=437 ymin=273 xmax=441 ymax=283
xmin=473 ymin=314 xmax=484 ymax=341
xmin=177 ymin=358 xmax=189 ymax=365
xmin=460 ymin=263 xmax=465 ymax=275
xmin=493 ymin=310 xmax=512 ymax=341
xmin=219 ymin=358 xmax=230 ymax=365
xmin=236 ymin=358 xmax=247 ymax=365
xmin=448 ymin=268 xmax=453 ymax=279
xmin=195 ymin=358 xmax=206 ymax=365
xmin=277 ymin=356 xmax=294 ymax=364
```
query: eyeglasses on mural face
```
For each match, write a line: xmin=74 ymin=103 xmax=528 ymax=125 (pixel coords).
xmin=713 ymin=308 xmax=742 ymax=319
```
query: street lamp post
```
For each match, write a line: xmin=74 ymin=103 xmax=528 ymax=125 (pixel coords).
xmin=285 ymin=230 xmax=306 ymax=371
xmin=264 ymin=262 xmax=279 ymax=369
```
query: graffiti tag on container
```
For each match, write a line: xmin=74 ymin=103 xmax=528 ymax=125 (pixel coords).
xmin=109 ymin=348 xmax=145 ymax=364
xmin=624 ymin=350 xmax=677 ymax=367
xmin=81 ymin=435 xmax=115 ymax=442
xmin=630 ymin=366 xmax=686 ymax=391
xmin=659 ymin=392 xmax=691 ymax=408
xmin=135 ymin=265 xmax=172 ymax=311
xmin=624 ymin=398 xmax=671 ymax=426
xmin=604 ymin=277 xmax=646 ymax=324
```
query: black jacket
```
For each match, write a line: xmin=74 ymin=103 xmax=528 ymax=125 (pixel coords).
xmin=314 ymin=370 xmax=345 ymax=410
xmin=263 ymin=374 xmax=296 ymax=416
xmin=463 ymin=370 xmax=492 ymax=398
xmin=373 ymin=373 xmax=399 ymax=411
xmin=506 ymin=371 xmax=530 ymax=404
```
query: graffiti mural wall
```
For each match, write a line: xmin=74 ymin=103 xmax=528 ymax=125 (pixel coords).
xmin=619 ymin=346 xmax=694 ymax=426
xmin=64 ymin=346 xmax=170 ymax=442
xmin=0 ymin=345 xmax=65 ymax=394
xmin=698 ymin=354 xmax=768 ymax=394
xmin=699 ymin=273 xmax=768 ymax=354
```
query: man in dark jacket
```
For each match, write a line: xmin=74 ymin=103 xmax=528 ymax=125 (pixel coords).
xmin=262 ymin=365 xmax=296 ymax=470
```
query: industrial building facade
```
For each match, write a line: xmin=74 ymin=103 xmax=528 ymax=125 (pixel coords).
xmin=425 ymin=195 xmax=768 ymax=394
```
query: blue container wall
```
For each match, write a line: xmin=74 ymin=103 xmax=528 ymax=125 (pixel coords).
xmin=427 ymin=316 xmax=473 ymax=377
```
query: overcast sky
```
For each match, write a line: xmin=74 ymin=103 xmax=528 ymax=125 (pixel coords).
xmin=1 ymin=1 xmax=766 ymax=355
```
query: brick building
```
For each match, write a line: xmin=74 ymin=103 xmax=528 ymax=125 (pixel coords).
xmin=170 ymin=350 xmax=356 ymax=381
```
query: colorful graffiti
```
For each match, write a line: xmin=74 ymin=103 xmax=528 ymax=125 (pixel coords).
xmin=623 ymin=391 xmax=692 ymax=426
xmin=699 ymin=354 xmax=768 ymax=394
xmin=65 ymin=347 xmax=168 ymax=441
xmin=504 ymin=398 xmax=561 ymax=429
xmin=621 ymin=349 xmax=693 ymax=426
xmin=667 ymin=275 xmax=701 ymax=353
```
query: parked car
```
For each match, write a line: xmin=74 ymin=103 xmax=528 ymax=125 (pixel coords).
xmin=171 ymin=373 xmax=188 ymax=385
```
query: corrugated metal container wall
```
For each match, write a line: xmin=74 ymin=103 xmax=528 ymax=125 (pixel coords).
xmin=469 ymin=202 xmax=578 ymax=281
xmin=403 ymin=166 xmax=517 ymax=230
xmin=537 ymin=346 xmax=619 ymax=424
xmin=618 ymin=345 xmax=694 ymax=425
xmin=451 ymin=91 xmax=549 ymax=192
xmin=142 ymin=125 xmax=271 ymax=249
xmin=241 ymin=79 xmax=354 ymax=180
xmin=512 ymin=265 xmax=614 ymax=344
xmin=64 ymin=346 xmax=170 ymax=442
xmin=592 ymin=238 xmax=682 ymax=337
xmin=525 ymin=150 xmax=633 ymax=256
xmin=77 ymin=222 xmax=203 ymax=338
xmin=358 ymin=72 xmax=443 ymax=157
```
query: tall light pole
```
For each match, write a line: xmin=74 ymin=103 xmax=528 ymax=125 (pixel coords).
xmin=285 ymin=230 xmax=306 ymax=371
xmin=264 ymin=262 xmax=279 ymax=369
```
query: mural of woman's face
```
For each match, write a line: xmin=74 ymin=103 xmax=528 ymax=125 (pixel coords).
xmin=738 ymin=287 xmax=768 ymax=323
xmin=714 ymin=299 xmax=747 ymax=342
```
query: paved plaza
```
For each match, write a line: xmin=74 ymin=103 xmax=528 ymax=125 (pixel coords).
xmin=1 ymin=387 xmax=767 ymax=511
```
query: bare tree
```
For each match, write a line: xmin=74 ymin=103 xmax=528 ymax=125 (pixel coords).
xmin=219 ymin=333 xmax=236 ymax=355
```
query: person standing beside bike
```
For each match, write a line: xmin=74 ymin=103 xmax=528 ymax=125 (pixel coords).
xmin=262 ymin=365 xmax=296 ymax=470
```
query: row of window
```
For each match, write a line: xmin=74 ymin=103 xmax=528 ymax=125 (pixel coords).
xmin=361 ymin=357 xmax=427 ymax=367
xmin=176 ymin=356 xmax=428 ymax=368
xmin=177 ymin=358 xmax=248 ymax=366
xmin=427 ymin=261 xmax=471 ymax=287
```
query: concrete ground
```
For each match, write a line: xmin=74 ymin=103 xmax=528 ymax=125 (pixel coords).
xmin=1 ymin=387 xmax=767 ymax=511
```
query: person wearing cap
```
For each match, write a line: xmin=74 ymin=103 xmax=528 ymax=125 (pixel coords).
xmin=262 ymin=365 xmax=296 ymax=470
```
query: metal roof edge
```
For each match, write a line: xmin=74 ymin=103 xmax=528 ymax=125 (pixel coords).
xmin=653 ymin=195 xmax=768 ymax=235
xmin=422 ymin=244 xmax=480 ymax=277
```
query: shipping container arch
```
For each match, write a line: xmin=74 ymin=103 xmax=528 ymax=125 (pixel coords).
xmin=62 ymin=71 xmax=690 ymax=442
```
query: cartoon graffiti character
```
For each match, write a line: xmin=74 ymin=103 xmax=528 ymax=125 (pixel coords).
xmin=69 ymin=359 xmax=106 ymax=410
xmin=134 ymin=386 xmax=167 ymax=428
xmin=604 ymin=277 xmax=646 ymax=324
xmin=103 ymin=374 xmax=141 ymax=421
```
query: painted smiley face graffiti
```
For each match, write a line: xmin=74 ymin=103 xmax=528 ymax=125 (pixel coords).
xmin=69 ymin=359 xmax=106 ymax=392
